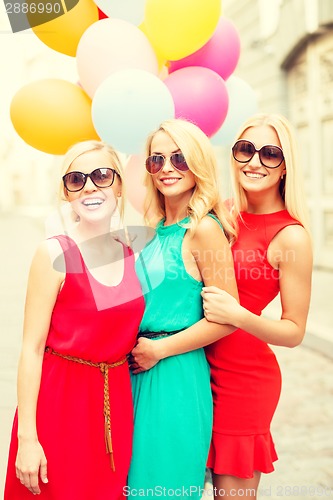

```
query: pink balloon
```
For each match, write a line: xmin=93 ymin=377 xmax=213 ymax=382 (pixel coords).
xmin=169 ymin=17 xmax=241 ymax=81
xmin=77 ymin=18 xmax=158 ymax=98
xmin=164 ymin=67 xmax=229 ymax=137
xmin=124 ymin=154 xmax=146 ymax=214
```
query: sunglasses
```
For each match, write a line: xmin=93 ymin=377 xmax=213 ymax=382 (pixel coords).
xmin=145 ymin=153 xmax=189 ymax=174
xmin=63 ymin=168 xmax=118 ymax=192
xmin=232 ymin=140 xmax=284 ymax=168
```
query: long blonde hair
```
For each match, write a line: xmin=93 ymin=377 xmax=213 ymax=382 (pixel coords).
xmin=230 ymin=113 xmax=311 ymax=235
xmin=143 ymin=119 xmax=237 ymax=242
xmin=59 ymin=140 xmax=125 ymax=220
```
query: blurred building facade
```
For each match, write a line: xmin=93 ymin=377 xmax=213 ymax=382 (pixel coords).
xmin=223 ymin=0 xmax=333 ymax=270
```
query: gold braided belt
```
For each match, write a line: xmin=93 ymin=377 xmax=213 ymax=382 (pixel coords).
xmin=45 ymin=346 xmax=127 ymax=471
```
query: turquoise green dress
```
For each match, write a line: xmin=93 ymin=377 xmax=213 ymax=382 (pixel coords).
xmin=128 ymin=217 xmax=213 ymax=497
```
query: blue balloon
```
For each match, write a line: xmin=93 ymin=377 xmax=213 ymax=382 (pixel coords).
xmin=211 ymin=75 xmax=258 ymax=146
xmin=92 ymin=69 xmax=175 ymax=154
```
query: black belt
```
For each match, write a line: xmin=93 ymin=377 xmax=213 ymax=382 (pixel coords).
xmin=138 ymin=329 xmax=182 ymax=339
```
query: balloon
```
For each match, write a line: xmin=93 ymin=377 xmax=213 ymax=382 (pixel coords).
xmin=10 ymin=79 xmax=99 ymax=155
xmin=92 ymin=69 xmax=175 ymax=154
xmin=159 ymin=65 xmax=169 ymax=80
xmin=144 ymin=0 xmax=221 ymax=60
xmin=169 ymin=17 xmax=241 ymax=81
xmin=97 ymin=7 xmax=108 ymax=19
xmin=211 ymin=76 xmax=258 ymax=146
xmin=77 ymin=18 xmax=159 ymax=98
xmin=31 ymin=0 xmax=98 ymax=57
xmin=139 ymin=22 xmax=167 ymax=70
xmin=93 ymin=0 xmax=145 ymax=25
xmin=124 ymin=155 xmax=146 ymax=214
xmin=164 ymin=67 xmax=229 ymax=137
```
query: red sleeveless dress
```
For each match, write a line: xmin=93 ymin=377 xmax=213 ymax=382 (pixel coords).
xmin=5 ymin=235 xmax=145 ymax=499
xmin=206 ymin=210 xmax=300 ymax=478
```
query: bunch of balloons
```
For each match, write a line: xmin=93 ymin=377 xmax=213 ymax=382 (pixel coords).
xmin=10 ymin=0 xmax=258 ymax=159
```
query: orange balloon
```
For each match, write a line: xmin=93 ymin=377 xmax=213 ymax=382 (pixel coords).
xmin=32 ymin=0 xmax=99 ymax=57
xmin=10 ymin=79 xmax=100 ymax=155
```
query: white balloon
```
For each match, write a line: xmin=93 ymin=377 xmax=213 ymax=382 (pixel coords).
xmin=211 ymin=76 xmax=258 ymax=146
xmin=77 ymin=18 xmax=158 ymax=98
xmin=94 ymin=0 xmax=145 ymax=25
xmin=92 ymin=69 xmax=175 ymax=154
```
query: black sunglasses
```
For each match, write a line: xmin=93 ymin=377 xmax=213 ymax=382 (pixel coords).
xmin=63 ymin=168 xmax=118 ymax=192
xmin=232 ymin=140 xmax=284 ymax=169
xmin=145 ymin=153 xmax=189 ymax=174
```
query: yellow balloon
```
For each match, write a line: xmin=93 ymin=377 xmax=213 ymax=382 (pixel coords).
xmin=31 ymin=0 xmax=99 ymax=57
xmin=138 ymin=22 xmax=166 ymax=70
xmin=144 ymin=0 xmax=221 ymax=60
xmin=10 ymin=79 xmax=100 ymax=155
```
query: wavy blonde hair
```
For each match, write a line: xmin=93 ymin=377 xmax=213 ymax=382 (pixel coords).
xmin=230 ymin=113 xmax=311 ymax=236
xmin=143 ymin=119 xmax=237 ymax=242
xmin=59 ymin=140 xmax=125 ymax=220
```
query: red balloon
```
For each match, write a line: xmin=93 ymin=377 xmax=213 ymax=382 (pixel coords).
xmin=98 ymin=7 xmax=108 ymax=19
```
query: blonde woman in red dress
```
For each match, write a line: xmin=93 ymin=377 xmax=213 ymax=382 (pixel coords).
xmin=5 ymin=140 xmax=144 ymax=499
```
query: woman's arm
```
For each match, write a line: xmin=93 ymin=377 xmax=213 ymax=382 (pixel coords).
xmin=203 ymin=225 xmax=313 ymax=348
xmin=131 ymin=217 xmax=238 ymax=371
xmin=16 ymin=240 xmax=63 ymax=495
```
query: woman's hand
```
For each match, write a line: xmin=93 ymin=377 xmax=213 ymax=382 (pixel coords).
xmin=130 ymin=337 xmax=162 ymax=374
xmin=15 ymin=439 xmax=48 ymax=495
xmin=202 ymin=286 xmax=244 ymax=327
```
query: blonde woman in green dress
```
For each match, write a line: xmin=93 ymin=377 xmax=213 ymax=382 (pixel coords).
xmin=127 ymin=119 xmax=238 ymax=498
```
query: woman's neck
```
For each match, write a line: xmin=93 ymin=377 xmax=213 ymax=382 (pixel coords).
xmin=245 ymin=191 xmax=285 ymax=214
xmin=70 ymin=220 xmax=113 ymax=244
xmin=164 ymin=200 xmax=189 ymax=226
xmin=69 ymin=224 xmax=123 ymax=270
xmin=164 ymin=209 xmax=189 ymax=226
